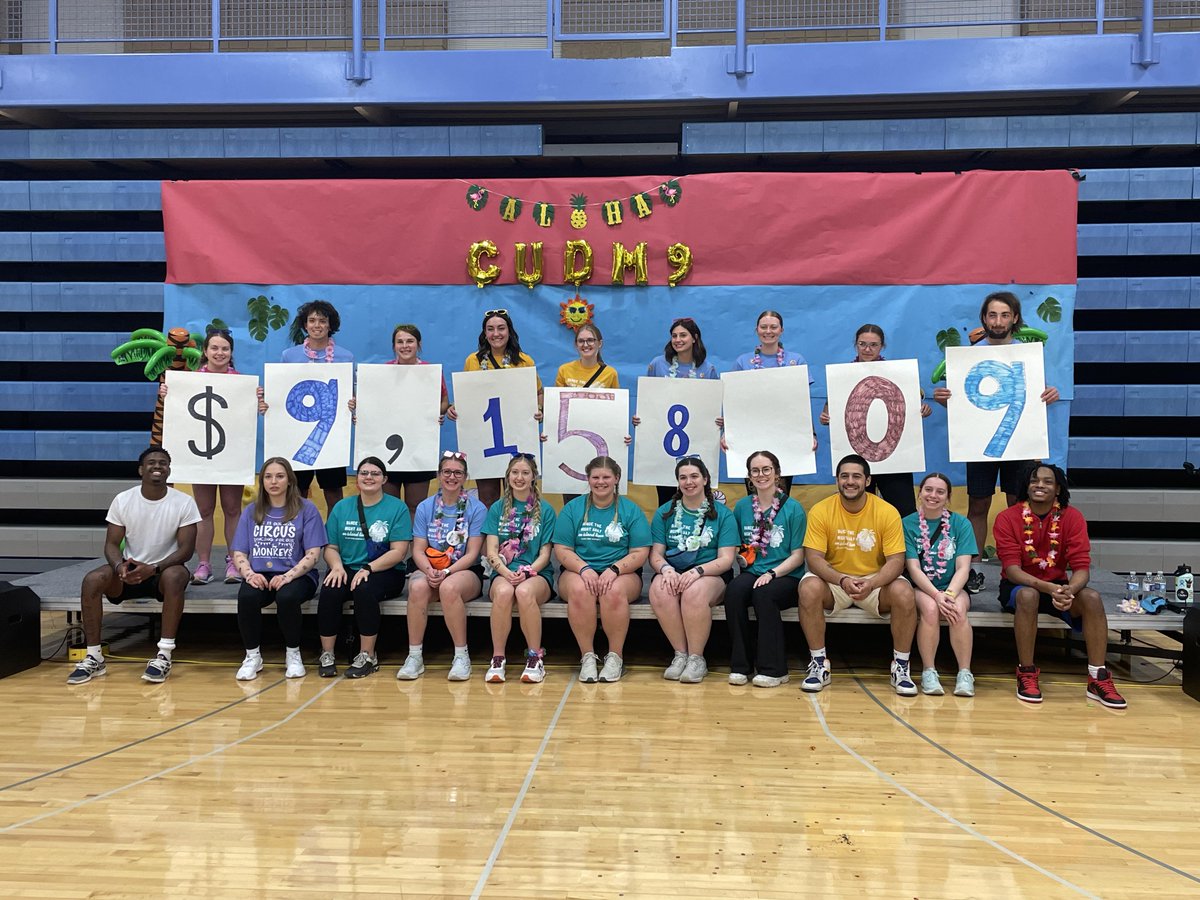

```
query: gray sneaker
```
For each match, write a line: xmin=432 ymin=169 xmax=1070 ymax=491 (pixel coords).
xmin=67 ymin=654 xmax=106 ymax=685
xmin=345 ymin=651 xmax=379 ymax=679
xmin=318 ymin=650 xmax=337 ymax=678
xmin=396 ymin=653 xmax=425 ymax=680
xmin=679 ymin=654 xmax=708 ymax=683
xmin=579 ymin=651 xmax=600 ymax=683
xmin=598 ymin=651 xmax=624 ymax=683
xmin=663 ymin=650 xmax=688 ymax=681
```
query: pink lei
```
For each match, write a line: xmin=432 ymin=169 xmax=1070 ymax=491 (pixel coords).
xmin=918 ymin=508 xmax=953 ymax=582
xmin=751 ymin=344 xmax=785 ymax=369
xmin=498 ymin=496 xmax=538 ymax=564
xmin=303 ymin=337 xmax=335 ymax=362
xmin=749 ymin=490 xmax=783 ymax=552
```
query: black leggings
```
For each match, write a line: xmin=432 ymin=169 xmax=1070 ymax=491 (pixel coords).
xmin=317 ymin=567 xmax=406 ymax=638
xmin=870 ymin=472 xmax=916 ymax=518
xmin=237 ymin=578 xmax=316 ymax=649
xmin=724 ymin=571 xmax=799 ymax=678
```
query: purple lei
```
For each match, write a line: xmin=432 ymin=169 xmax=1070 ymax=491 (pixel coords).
xmin=749 ymin=490 xmax=784 ymax=552
xmin=918 ymin=508 xmax=953 ymax=582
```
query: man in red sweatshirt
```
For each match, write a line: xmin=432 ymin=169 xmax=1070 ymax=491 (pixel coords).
xmin=993 ymin=462 xmax=1126 ymax=708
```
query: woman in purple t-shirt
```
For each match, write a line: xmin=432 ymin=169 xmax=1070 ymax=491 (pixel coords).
xmin=230 ymin=457 xmax=328 ymax=681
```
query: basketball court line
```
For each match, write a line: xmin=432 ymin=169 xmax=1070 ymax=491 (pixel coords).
xmin=0 ymin=678 xmax=340 ymax=834
xmin=807 ymin=693 xmax=1100 ymax=898
xmin=852 ymin=676 xmax=1200 ymax=886
xmin=0 ymin=676 xmax=287 ymax=792
xmin=470 ymin=674 xmax=577 ymax=900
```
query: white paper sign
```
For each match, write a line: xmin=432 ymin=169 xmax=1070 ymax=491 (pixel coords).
xmin=946 ymin=342 xmax=1049 ymax=463
xmin=263 ymin=363 xmax=353 ymax=472
xmin=452 ymin=367 xmax=541 ymax=480
xmin=542 ymin=387 xmax=630 ymax=495
xmin=826 ymin=359 xmax=926 ymax=476
xmin=721 ymin=367 xmax=816 ymax=477
xmin=633 ymin=377 xmax=723 ymax=487
xmin=354 ymin=364 xmax=442 ymax=473
xmin=162 ymin=370 xmax=259 ymax=485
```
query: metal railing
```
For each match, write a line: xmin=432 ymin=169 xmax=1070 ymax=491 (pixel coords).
xmin=1 ymin=1 xmax=1194 ymax=52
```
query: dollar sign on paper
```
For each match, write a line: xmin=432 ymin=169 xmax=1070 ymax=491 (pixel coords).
xmin=187 ymin=385 xmax=228 ymax=459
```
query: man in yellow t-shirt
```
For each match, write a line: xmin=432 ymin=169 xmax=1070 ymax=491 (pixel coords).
xmin=798 ymin=454 xmax=917 ymax=696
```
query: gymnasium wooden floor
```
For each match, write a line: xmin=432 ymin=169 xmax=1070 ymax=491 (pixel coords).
xmin=1 ymin=614 xmax=1197 ymax=899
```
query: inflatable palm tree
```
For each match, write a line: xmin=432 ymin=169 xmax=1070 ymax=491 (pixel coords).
xmin=111 ymin=327 xmax=203 ymax=445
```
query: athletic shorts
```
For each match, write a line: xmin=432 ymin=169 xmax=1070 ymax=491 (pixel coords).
xmin=966 ymin=460 xmax=1031 ymax=499
xmin=998 ymin=577 xmax=1082 ymax=631
xmin=296 ymin=466 xmax=349 ymax=492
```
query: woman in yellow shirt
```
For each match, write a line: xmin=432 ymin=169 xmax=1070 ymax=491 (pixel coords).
xmin=554 ymin=323 xmax=620 ymax=389
xmin=448 ymin=309 xmax=543 ymax=507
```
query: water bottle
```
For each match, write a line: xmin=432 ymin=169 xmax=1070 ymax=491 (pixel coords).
xmin=1175 ymin=565 xmax=1194 ymax=606
xmin=1125 ymin=571 xmax=1140 ymax=604
xmin=1141 ymin=571 xmax=1152 ymax=594
xmin=1151 ymin=570 xmax=1166 ymax=601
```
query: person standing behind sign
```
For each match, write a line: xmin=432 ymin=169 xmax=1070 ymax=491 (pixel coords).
xmin=819 ymin=323 xmax=930 ymax=519
xmin=446 ymin=309 xmax=543 ymax=510
xmin=384 ymin=323 xmax=450 ymax=520
xmin=159 ymin=327 xmax=245 ymax=586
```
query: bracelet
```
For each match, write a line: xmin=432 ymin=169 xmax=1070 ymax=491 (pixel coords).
xmin=579 ymin=564 xmax=594 ymax=575
xmin=838 ymin=575 xmax=849 ymax=589
xmin=944 ymin=588 xmax=957 ymax=598
xmin=660 ymin=564 xmax=675 ymax=575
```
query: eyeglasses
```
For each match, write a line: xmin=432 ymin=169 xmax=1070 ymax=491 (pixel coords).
xmin=442 ymin=451 xmax=467 ymax=460
xmin=576 ymin=338 xmax=597 ymax=346
xmin=484 ymin=309 xmax=509 ymax=319
xmin=358 ymin=469 xmax=384 ymax=478
xmin=749 ymin=467 xmax=775 ymax=477
xmin=856 ymin=340 xmax=882 ymax=350
xmin=440 ymin=469 xmax=466 ymax=479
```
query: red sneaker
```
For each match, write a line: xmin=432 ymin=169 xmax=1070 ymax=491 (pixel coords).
xmin=1016 ymin=665 xmax=1042 ymax=703
xmin=1086 ymin=668 xmax=1127 ymax=709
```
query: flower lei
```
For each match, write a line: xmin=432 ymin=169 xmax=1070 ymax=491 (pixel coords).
xmin=749 ymin=490 xmax=783 ymax=552
xmin=1021 ymin=501 xmax=1061 ymax=570
xmin=498 ymin=496 xmax=538 ymax=564
xmin=917 ymin=508 xmax=953 ymax=582
xmin=432 ymin=494 xmax=468 ymax=559
xmin=674 ymin=499 xmax=711 ymax=552
xmin=482 ymin=353 xmax=513 ymax=370
xmin=667 ymin=358 xmax=700 ymax=379
xmin=303 ymin=337 xmax=335 ymax=363
xmin=751 ymin=344 xmax=786 ymax=370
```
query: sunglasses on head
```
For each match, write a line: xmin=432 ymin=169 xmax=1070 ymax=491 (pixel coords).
xmin=442 ymin=450 xmax=467 ymax=460
xmin=206 ymin=327 xmax=231 ymax=338
xmin=676 ymin=454 xmax=703 ymax=464
xmin=484 ymin=309 xmax=509 ymax=319
xmin=511 ymin=452 xmax=536 ymax=462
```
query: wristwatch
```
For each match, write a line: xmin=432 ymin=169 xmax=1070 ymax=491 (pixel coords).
xmin=766 ymin=569 xmax=777 ymax=580
xmin=153 ymin=564 xmax=161 ymax=575
xmin=608 ymin=564 xmax=621 ymax=575
xmin=695 ymin=566 xmax=705 ymax=577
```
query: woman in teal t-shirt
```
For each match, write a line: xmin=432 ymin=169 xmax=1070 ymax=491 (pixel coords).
xmin=726 ymin=450 xmax=808 ymax=688
xmin=902 ymin=472 xmax=977 ymax=698
xmin=648 ymin=457 xmax=738 ymax=684
xmin=482 ymin=454 xmax=557 ymax=685
xmin=552 ymin=456 xmax=651 ymax=684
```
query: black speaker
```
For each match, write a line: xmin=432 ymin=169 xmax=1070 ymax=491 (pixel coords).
xmin=1184 ymin=607 xmax=1200 ymax=704
xmin=0 ymin=582 xmax=41 ymax=679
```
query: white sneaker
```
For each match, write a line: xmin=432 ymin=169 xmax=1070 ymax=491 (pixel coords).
xmin=679 ymin=654 xmax=708 ymax=683
xmin=579 ymin=651 xmax=600 ymax=683
xmin=890 ymin=659 xmax=918 ymax=697
xmin=448 ymin=653 xmax=472 ymax=682
xmin=521 ymin=651 xmax=545 ymax=683
xmin=598 ymin=652 xmax=624 ymax=683
xmin=752 ymin=673 xmax=789 ymax=688
xmin=485 ymin=655 xmax=506 ymax=683
xmin=801 ymin=657 xmax=831 ymax=693
xmin=284 ymin=648 xmax=305 ymax=679
xmin=954 ymin=669 xmax=976 ymax=697
xmin=235 ymin=653 xmax=263 ymax=681
xmin=728 ymin=672 xmax=749 ymax=686
xmin=396 ymin=653 xmax=425 ymax=680
xmin=663 ymin=650 xmax=688 ymax=681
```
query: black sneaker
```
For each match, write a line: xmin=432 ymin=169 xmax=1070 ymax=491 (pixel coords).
xmin=318 ymin=650 xmax=337 ymax=678
xmin=344 ymin=651 xmax=379 ymax=679
xmin=966 ymin=569 xmax=985 ymax=595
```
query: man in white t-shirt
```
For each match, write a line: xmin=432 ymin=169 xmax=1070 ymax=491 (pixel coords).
xmin=67 ymin=447 xmax=202 ymax=686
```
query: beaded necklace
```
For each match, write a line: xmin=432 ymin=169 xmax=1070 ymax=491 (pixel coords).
xmin=498 ymin=495 xmax=538 ymax=564
xmin=1021 ymin=502 xmax=1062 ymax=570
xmin=432 ymin=493 xmax=468 ymax=559
xmin=917 ymin=507 xmax=953 ymax=582
xmin=303 ymin=337 xmax=335 ymax=363
xmin=749 ymin=490 xmax=784 ymax=552
xmin=751 ymin=344 xmax=786 ymax=369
